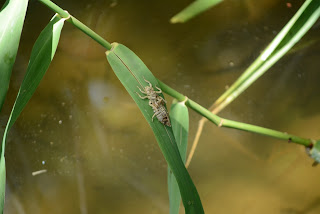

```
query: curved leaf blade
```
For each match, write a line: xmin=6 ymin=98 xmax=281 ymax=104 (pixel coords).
xmin=106 ymin=43 xmax=204 ymax=214
xmin=0 ymin=0 xmax=29 ymax=111
xmin=171 ymin=0 xmax=223 ymax=23
xmin=168 ymin=99 xmax=189 ymax=214
xmin=6 ymin=15 xmax=65 ymax=127
xmin=0 ymin=15 xmax=65 ymax=213
xmin=212 ymin=0 xmax=320 ymax=113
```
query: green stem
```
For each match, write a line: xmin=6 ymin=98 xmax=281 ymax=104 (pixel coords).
xmin=158 ymin=80 xmax=313 ymax=147
xmin=38 ymin=0 xmax=314 ymax=148
xmin=38 ymin=0 xmax=112 ymax=50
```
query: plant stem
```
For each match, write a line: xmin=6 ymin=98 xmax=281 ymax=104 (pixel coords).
xmin=37 ymin=0 xmax=113 ymax=50
xmin=37 ymin=0 xmax=314 ymax=148
xmin=158 ymin=80 xmax=313 ymax=147
xmin=67 ymin=17 xmax=112 ymax=50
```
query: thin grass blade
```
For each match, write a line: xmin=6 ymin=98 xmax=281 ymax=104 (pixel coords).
xmin=168 ymin=99 xmax=189 ymax=214
xmin=106 ymin=43 xmax=204 ymax=214
xmin=0 ymin=15 xmax=65 ymax=213
xmin=0 ymin=0 xmax=29 ymax=112
xmin=212 ymin=0 xmax=320 ymax=113
xmin=171 ymin=0 xmax=223 ymax=23
xmin=0 ymin=156 xmax=5 ymax=214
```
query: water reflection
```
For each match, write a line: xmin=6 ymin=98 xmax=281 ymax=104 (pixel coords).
xmin=2 ymin=0 xmax=320 ymax=213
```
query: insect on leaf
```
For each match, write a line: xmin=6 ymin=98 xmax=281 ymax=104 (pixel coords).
xmin=106 ymin=43 xmax=204 ymax=214
xmin=168 ymin=99 xmax=189 ymax=214
xmin=0 ymin=14 xmax=65 ymax=213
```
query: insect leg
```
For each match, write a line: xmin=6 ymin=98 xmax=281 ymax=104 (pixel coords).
xmin=152 ymin=112 xmax=157 ymax=121
xmin=155 ymin=86 xmax=162 ymax=94
xmin=136 ymin=92 xmax=148 ymax=99
xmin=156 ymin=96 xmax=166 ymax=104
xmin=137 ymin=86 xmax=147 ymax=94
xmin=143 ymin=76 xmax=153 ymax=88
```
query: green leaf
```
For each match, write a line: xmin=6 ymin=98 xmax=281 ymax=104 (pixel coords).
xmin=0 ymin=158 xmax=5 ymax=214
xmin=106 ymin=43 xmax=204 ymax=214
xmin=171 ymin=0 xmax=223 ymax=23
xmin=168 ymin=99 xmax=189 ymax=214
xmin=212 ymin=0 xmax=320 ymax=113
xmin=170 ymin=100 xmax=189 ymax=162
xmin=0 ymin=15 xmax=65 ymax=213
xmin=0 ymin=0 xmax=29 ymax=111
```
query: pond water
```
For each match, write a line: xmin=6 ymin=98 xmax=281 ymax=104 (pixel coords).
xmin=2 ymin=0 xmax=320 ymax=213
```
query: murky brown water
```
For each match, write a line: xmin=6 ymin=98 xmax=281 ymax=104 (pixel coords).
xmin=2 ymin=0 xmax=320 ymax=213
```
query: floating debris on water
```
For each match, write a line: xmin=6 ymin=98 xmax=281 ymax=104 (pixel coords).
xmin=32 ymin=169 xmax=47 ymax=176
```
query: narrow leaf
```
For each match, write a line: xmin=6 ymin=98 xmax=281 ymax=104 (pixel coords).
xmin=0 ymin=15 xmax=65 ymax=213
xmin=171 ymin=100 xmax=189 ymax=162
xmin=106 ymin=43 xmax=204 ymax=214
xmin=171 ymin=0 xmax=223 ymax=23
xmin=168 ymin=99 xmax=189 ymax=214
xmin=212 ymin=0 xmax=320 ymax=113
xmin=0 ymin=158 xmax=5 ymax=214
xmin=0 ymin=0 xmax=29 ymax=111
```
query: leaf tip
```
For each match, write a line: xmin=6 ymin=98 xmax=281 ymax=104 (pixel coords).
xmin=170 ymin=16 xmax=184 ymax=24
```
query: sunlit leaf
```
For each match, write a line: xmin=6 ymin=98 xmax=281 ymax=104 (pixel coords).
xmin=171 ymin=0 xmax=223 ymax=23
xmin=168 ymin=99 xmax=189 ymax=214
xmin=0 ymin=0 xmax=29 ymax=111
xmin=106 ymin=43 xmax=204 ymax=214
xmin=0 ymin=15 xmax=65 ymax=213
xmin=212 ymin=0 xmax=320 ymax=113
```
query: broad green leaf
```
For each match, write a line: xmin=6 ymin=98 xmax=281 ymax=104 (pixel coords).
xmin=0 ymin=0 xmax=29 ymax=111
xmin=0 ymin=15 xmax=65 ymax=213
xmin=106 ymin=43 xmax=204 ymax=214
xmin=212 ymin=0 xmax=320 ymax=113
xmin=168 ymin=99 xmax=189 ymax=214
xmin=171 ymin=0 xmax=223 ymax=23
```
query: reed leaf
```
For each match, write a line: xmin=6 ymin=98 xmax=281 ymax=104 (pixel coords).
xmin=168 ymin=99 xmax=189 ymax=214
xmin=212 ymin=0 xmax=320 ymax=113
xmin=171 ymin=0 xmax=223 ymax=23
xmin=0 ymin=0 xmax=29 ymax=112
xmin=106 ymin=43 xmax=204 ymax=214
xmin=0 ymin=157 xmax=5 ymax=214
xmin=0 ymin=15 xmax=65 ymax=213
